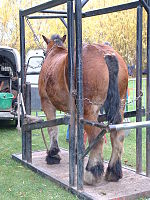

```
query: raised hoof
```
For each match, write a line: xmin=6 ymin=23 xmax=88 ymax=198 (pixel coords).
xmin=84 ymin=161 xmax=104 ymax=185
xmin=46 ymin=154 xmax=61 ymax=165
xmin=105 ymin=160 xmax=122 ymax=182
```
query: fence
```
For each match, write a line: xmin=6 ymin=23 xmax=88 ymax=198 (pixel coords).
xmin=126 ymin=77 xmax=146 ymax=112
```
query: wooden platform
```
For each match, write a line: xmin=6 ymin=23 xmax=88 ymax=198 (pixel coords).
xmin=12 ymin=149 xmax=150 ymax=200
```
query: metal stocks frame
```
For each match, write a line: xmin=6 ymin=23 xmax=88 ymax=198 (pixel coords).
xmin=19 ymin=0 xmax=150 ymax=191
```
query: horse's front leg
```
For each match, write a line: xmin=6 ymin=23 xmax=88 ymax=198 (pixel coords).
xmin=41 ymin=97 xmax=60 ymax=164
xmin=84 ymin=124 xmax=105 ymax=185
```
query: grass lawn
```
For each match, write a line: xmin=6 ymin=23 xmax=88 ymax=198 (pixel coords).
xmin=0 ymin=77 xmax=148 ymax=199
xmin=0 ymin=121 xmax=77 ymax=200
xmin=0 ymin=118 xmax=147 ymax=200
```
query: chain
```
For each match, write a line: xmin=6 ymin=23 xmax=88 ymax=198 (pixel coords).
xmin=83 ymin=97 xmax=103 ymax=106
xmin=72 ymin=89 xmax=143 ymax=107
xmin=27 ymin=63 xmax=43 ymax=70
xmin=122 ymin=90 xmax=143 ymax=106
xmin=72 ymin=90 xmax=103 ymax=106
xmin=25 ymin=17 xmax=45 ymax=53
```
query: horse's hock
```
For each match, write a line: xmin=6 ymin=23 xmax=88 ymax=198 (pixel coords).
xmin=13 ymin=0 xmax=150 ymax=199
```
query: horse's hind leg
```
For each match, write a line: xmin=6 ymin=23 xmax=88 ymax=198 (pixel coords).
xmin=41 ymin=97 xmax=60 ymax=164
xmin=105 ymin=129 xmax=124 ymax=181
xmin=84 ymin=115 xmax=105 ymax=185
xmin=105 ymin=106 xmax=125 ymax=181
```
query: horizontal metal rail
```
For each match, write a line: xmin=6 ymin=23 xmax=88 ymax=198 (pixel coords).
xmin=81 ymin=115 xmax=150 ymax=132
xmin=26 ymin=72 xmax=40 ymax=75
xmin=28 ymin=15 xmax=67 ymax=19
xmin=82 ymin=1 xmax=139 ymax=18
xmin=23 ymin=116 xmax=70 ymax=131
xmin=40 ymin=10 xmax=67 ymax=14
xmin=98 ymin=109 xmax=145 ymax=122
xmin=21 ymin=0 xmax=68 ymax=16
xmin=109 ymin=121 xmax=150 ymax=132
xmin=80 ymin=118 xmax=107 ymax=129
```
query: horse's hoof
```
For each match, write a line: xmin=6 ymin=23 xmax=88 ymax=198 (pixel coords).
xmin=84 ymin=161 xmax=104 ymax=185
xmin=84 ymin=170 xmax=97 ymax=185
xmin=48 ymin=146 xmax=60 ymax=157
xmin=105 ymin=160 xmax=122 ymax=182
xmin=46 ymin=154 xmax=61 ymax=165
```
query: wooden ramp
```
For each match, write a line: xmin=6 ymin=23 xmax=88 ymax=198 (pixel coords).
xmin=12 ymin=149 xmax=150 ymax=200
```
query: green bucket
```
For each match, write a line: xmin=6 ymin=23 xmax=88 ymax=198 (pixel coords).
xmin=0 ymin=93 xmax=14 ymax=110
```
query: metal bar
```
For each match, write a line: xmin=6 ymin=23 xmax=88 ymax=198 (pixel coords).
xmin=98 ymin=109 xmax=145 ymax=122
xmin=139 ymin=0 xmax=150 ymax=13
xmin=23 ymin=116 xmax=70 ymax=131
xmin=80 ymin=118 xmax=107 ymax=129
xmin=75 ymin=0 xmax=84 ymax=190
xmin=146 ymin=0 xmax=150 ymax=177
xmin=124 ymin=109 xmax=145 ymax=118
xmin=40 ymin=10 xmax=67 ymax=14
xmin=25 ymin=83 xmax=32 ymax=163
xmin=81 ymin=0 xmax=89 ymax=7
xmin=26 ymin=72 xmax=40 ymax=75
xmin=80 ymin=129 xmax=107 ymax=160
xmin=82 ymin=1 xmax=139 ymax=18
xmin=20 ymin=10 xmax=26 ymax=161
xmin=109 ymin=121 xmax=150 ymax=132
xmin=28 ymin=15 xmax=67 ymax=19
xmin=67 ymin=0 xmax=75 ymax=187
xmin=136 ymin=5 xmax=143 ymax=174
xmin=60 ymin=18 xmax=67 ymax=28
xmin=21 ymin=0 xmax=68 ymax=16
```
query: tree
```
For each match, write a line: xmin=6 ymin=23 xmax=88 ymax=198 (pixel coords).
xmin=0 ymin=0 xmax=148 ymax=67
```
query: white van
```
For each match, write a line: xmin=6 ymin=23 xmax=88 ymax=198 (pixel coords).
xmin=26 ymin=49 xmax=45 ymax=111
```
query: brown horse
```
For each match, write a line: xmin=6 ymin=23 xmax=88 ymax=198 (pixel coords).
xmin=38 ymin=34 xmax=128 ymax=185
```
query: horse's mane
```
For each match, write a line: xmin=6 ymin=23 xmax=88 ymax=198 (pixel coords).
xmin=51 ymin=34 xmax=64 ymax=46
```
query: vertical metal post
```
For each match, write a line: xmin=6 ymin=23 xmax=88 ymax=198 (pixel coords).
xmin=136 ymin=5 xmax=143 ymax=174
xmin=25 ymin=82 xmax=32 ymax=163
xmin=67 ymin=0 xmax=76 ymax=186
xmin=75 ymin=0 xmax=84 ymax=190
xmin=146 ymin=0 xmax=150 ymax=177
xmin=20 ymin=10 xmax=26 ymax=160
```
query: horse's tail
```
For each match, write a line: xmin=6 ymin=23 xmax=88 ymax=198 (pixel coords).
xmin=104 ymin=54 xmax=122 ymax=124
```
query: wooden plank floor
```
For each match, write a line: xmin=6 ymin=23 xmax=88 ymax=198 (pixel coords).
xmin=12 ymin=149 xmax=150 ymax=200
